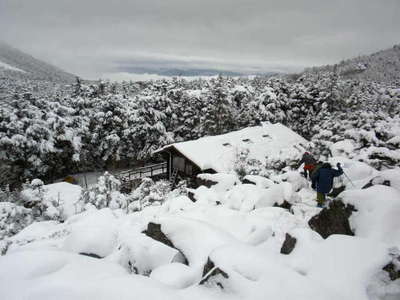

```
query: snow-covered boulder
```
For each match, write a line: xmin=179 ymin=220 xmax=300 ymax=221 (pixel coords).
xmin=377 ymin=168 xmax=400 ymax=191
xmin=107 ymin=229 xmax=182 ymax=275
xmin=330 ymin=140 xmax=355 ymax=157
xmin=0 ymin=202 xmax=33 ymax=240
xmin=222 ymin=184 xmax=265 ymax=211
xmin=150 ymin=263 xmax=196 ymax=288
xmin=197 ymin=173 xmax=239 ymax=193
xmin=242 ymin=175 xmax=275 ymax=188
xmin=329 ymin=157 xmax=376 ymax=184
xmin=156 ymin=217 xmax=237 ymax=269
xmin=341 ymin=185 xmax=400 ymax=246
xmin=62 ymin=209 xmax=118 ymax=257
xmin=0 ymin=249 xmax=177 ymax=299
xmin=285 ymin=234 xmax=392 ymax=300
xmin=161 ymin=195 xmax=195 ymax=213
xmin=204 ymin=243 xmax=339 ymax=298
xmin=255 ymin=182 xmax=298 ymax=209
xmin=278 ymin=171 xmax=309 ymax=192
xmin=189 ymin=186 xmax=221 ymax=205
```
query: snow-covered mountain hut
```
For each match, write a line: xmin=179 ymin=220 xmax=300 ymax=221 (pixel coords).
xmin=154 ymin=123 xmax=308 ymax=185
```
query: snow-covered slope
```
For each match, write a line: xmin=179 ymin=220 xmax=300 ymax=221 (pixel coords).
xmin=304 ymin=44 xmax=400 ymax=84
xmin=0 ymin=42 xmax=76 ymax=83
xmin=0 ymin=60 xmax=26 ymax=73
xmin=1 ymin=157 xmax=399 ymax=299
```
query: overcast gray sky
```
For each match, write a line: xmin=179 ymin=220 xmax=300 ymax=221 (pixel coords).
xmin=0 ymin=0 xmax=399 ymax=79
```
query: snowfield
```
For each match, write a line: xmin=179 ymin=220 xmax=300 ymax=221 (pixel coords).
xmin=0 ymin=60 xmax=26 ymax=73
xmin=1 ymin=156 xmax=400 ymax=300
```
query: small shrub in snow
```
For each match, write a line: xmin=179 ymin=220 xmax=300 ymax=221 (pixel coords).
xmin=78 ymin=172 xmax=126 ymax=210
xmin=20 ymin=179 xmax=63 ymax=221
xmin=0 ymin=189 xmax=6 ymax=203
xmin=233 ymin=148 xmax=263 ymax=178
xmin=383 ymin=247 xmax=400 ymax=281
xmin=0 ymin=185 xmax=21 ymax=203
xmin=264 ymin=156 xmax=288 ymax=172
xmin=233 ymin=148 xmax=249 ymax=179
xmin=168 ymin=180 xmax=188 ymax=199
xmin=127 ymin=178 xmax=170 ymax=212
xmin=359 ymin=147 xmax=400 ymax=170
xmin=0 ymin=202 xmax=33 ymax=242
xmin=73 ymin=189 xmax=89 ymax=214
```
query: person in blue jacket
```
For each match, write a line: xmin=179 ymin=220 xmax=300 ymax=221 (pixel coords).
xmin=311 ymin=162 xmax=343 ymax=207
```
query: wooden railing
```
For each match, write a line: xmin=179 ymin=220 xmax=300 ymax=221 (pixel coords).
xmin=115 ymin=162 xmax=168 ymax=182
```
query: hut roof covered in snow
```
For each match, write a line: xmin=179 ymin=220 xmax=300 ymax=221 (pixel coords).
xmin=155 ymin=123 xmax=308 ymax=173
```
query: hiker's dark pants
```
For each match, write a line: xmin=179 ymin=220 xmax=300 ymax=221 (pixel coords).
xmin=303 ymin=168 xmax=313 ymax=179
xmin=317 ymin=192 xmax=326 ymax=205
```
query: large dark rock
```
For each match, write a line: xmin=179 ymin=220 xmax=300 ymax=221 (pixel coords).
xmin=200 ymin=258 xmax=229 ymax=289
xmin=368 ymin=153 xmax=398 ymax=169
xmin=280 ymin=233 xmax=297 ymax=255
xmin=80 ymin=252 xmax=102 ymax=259
xmin=362 ymin=176 xmax=391 ymax=189
xmin=142 ymin=222 xmax=188 ymax=265
xmin=274 ymin=200 xmax=292 ymax=211
xmin=188 ymin=190 xmax=196 ymax=202
xmin=242 ymin=178 xmax=256 ymax=185
xmin=383 ymin=262 xmax=400 ymax=281
xmin=308 ymin=200 xmax=355 ymax=239
xmin=328 ymin=185 xmax=346 ymax=197
xmin=196 ymin=177 xmax=218 ymax=188
xmin=143 ymin=222 xmax=174 ymax=248
xmin=383 ymin=249 xmax=400 ymax=281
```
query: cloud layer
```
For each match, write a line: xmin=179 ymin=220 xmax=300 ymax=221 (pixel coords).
xmin=1 ymin=0 xmax=399 ymax=79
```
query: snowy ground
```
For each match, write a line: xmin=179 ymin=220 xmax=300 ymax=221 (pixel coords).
xmin=0 ymin=156 xmax=400 ymax=299
xmin=0 ymin=60 xmax=26 ymax=73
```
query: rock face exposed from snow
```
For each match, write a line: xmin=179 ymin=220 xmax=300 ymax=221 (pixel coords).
xmin=200 ymin=257 xmax=229 ymax=287
xmin=143 ymin=222 xmax=179 ymax=253
xmin=308 ymin=200 xmax=355 ymax=239
xmin=280 ymin=233 xmax=297 ymax=254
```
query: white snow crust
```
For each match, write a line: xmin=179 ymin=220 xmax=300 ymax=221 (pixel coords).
xmin=1 ymin=157 xmax=400 ymax=300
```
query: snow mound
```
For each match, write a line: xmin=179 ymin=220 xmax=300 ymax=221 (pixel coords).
xmin=1 ymin=157 xmax=399 ymax=300
xmin=197 ymin=173 xmax=239 ymax=193
xmin=329 ymin=156 xmax=376 ymax=187
xmin=158 ymin=217 xmax=237 ymax=269
xmin=150 ymin=263 xmax=196 ymax=288
xmin=0 ymin=250 xmax=178 ymax=300
xmin=377 ymin=168 xmax=400 ymax=191
xmin=243 ymin=175 xmax=275 ymax=188
xmin=223 ymin=184 xmax=265 ymax=211
xmin=330 ymin=140 xmax=356 ymax=157
xmin=285 ymin=234 xmax=390 ymax=300
xmin=63 ymin=209 xmax=118 ymax=257
xmin=341 ymin=185 xmax=400 ymax=246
